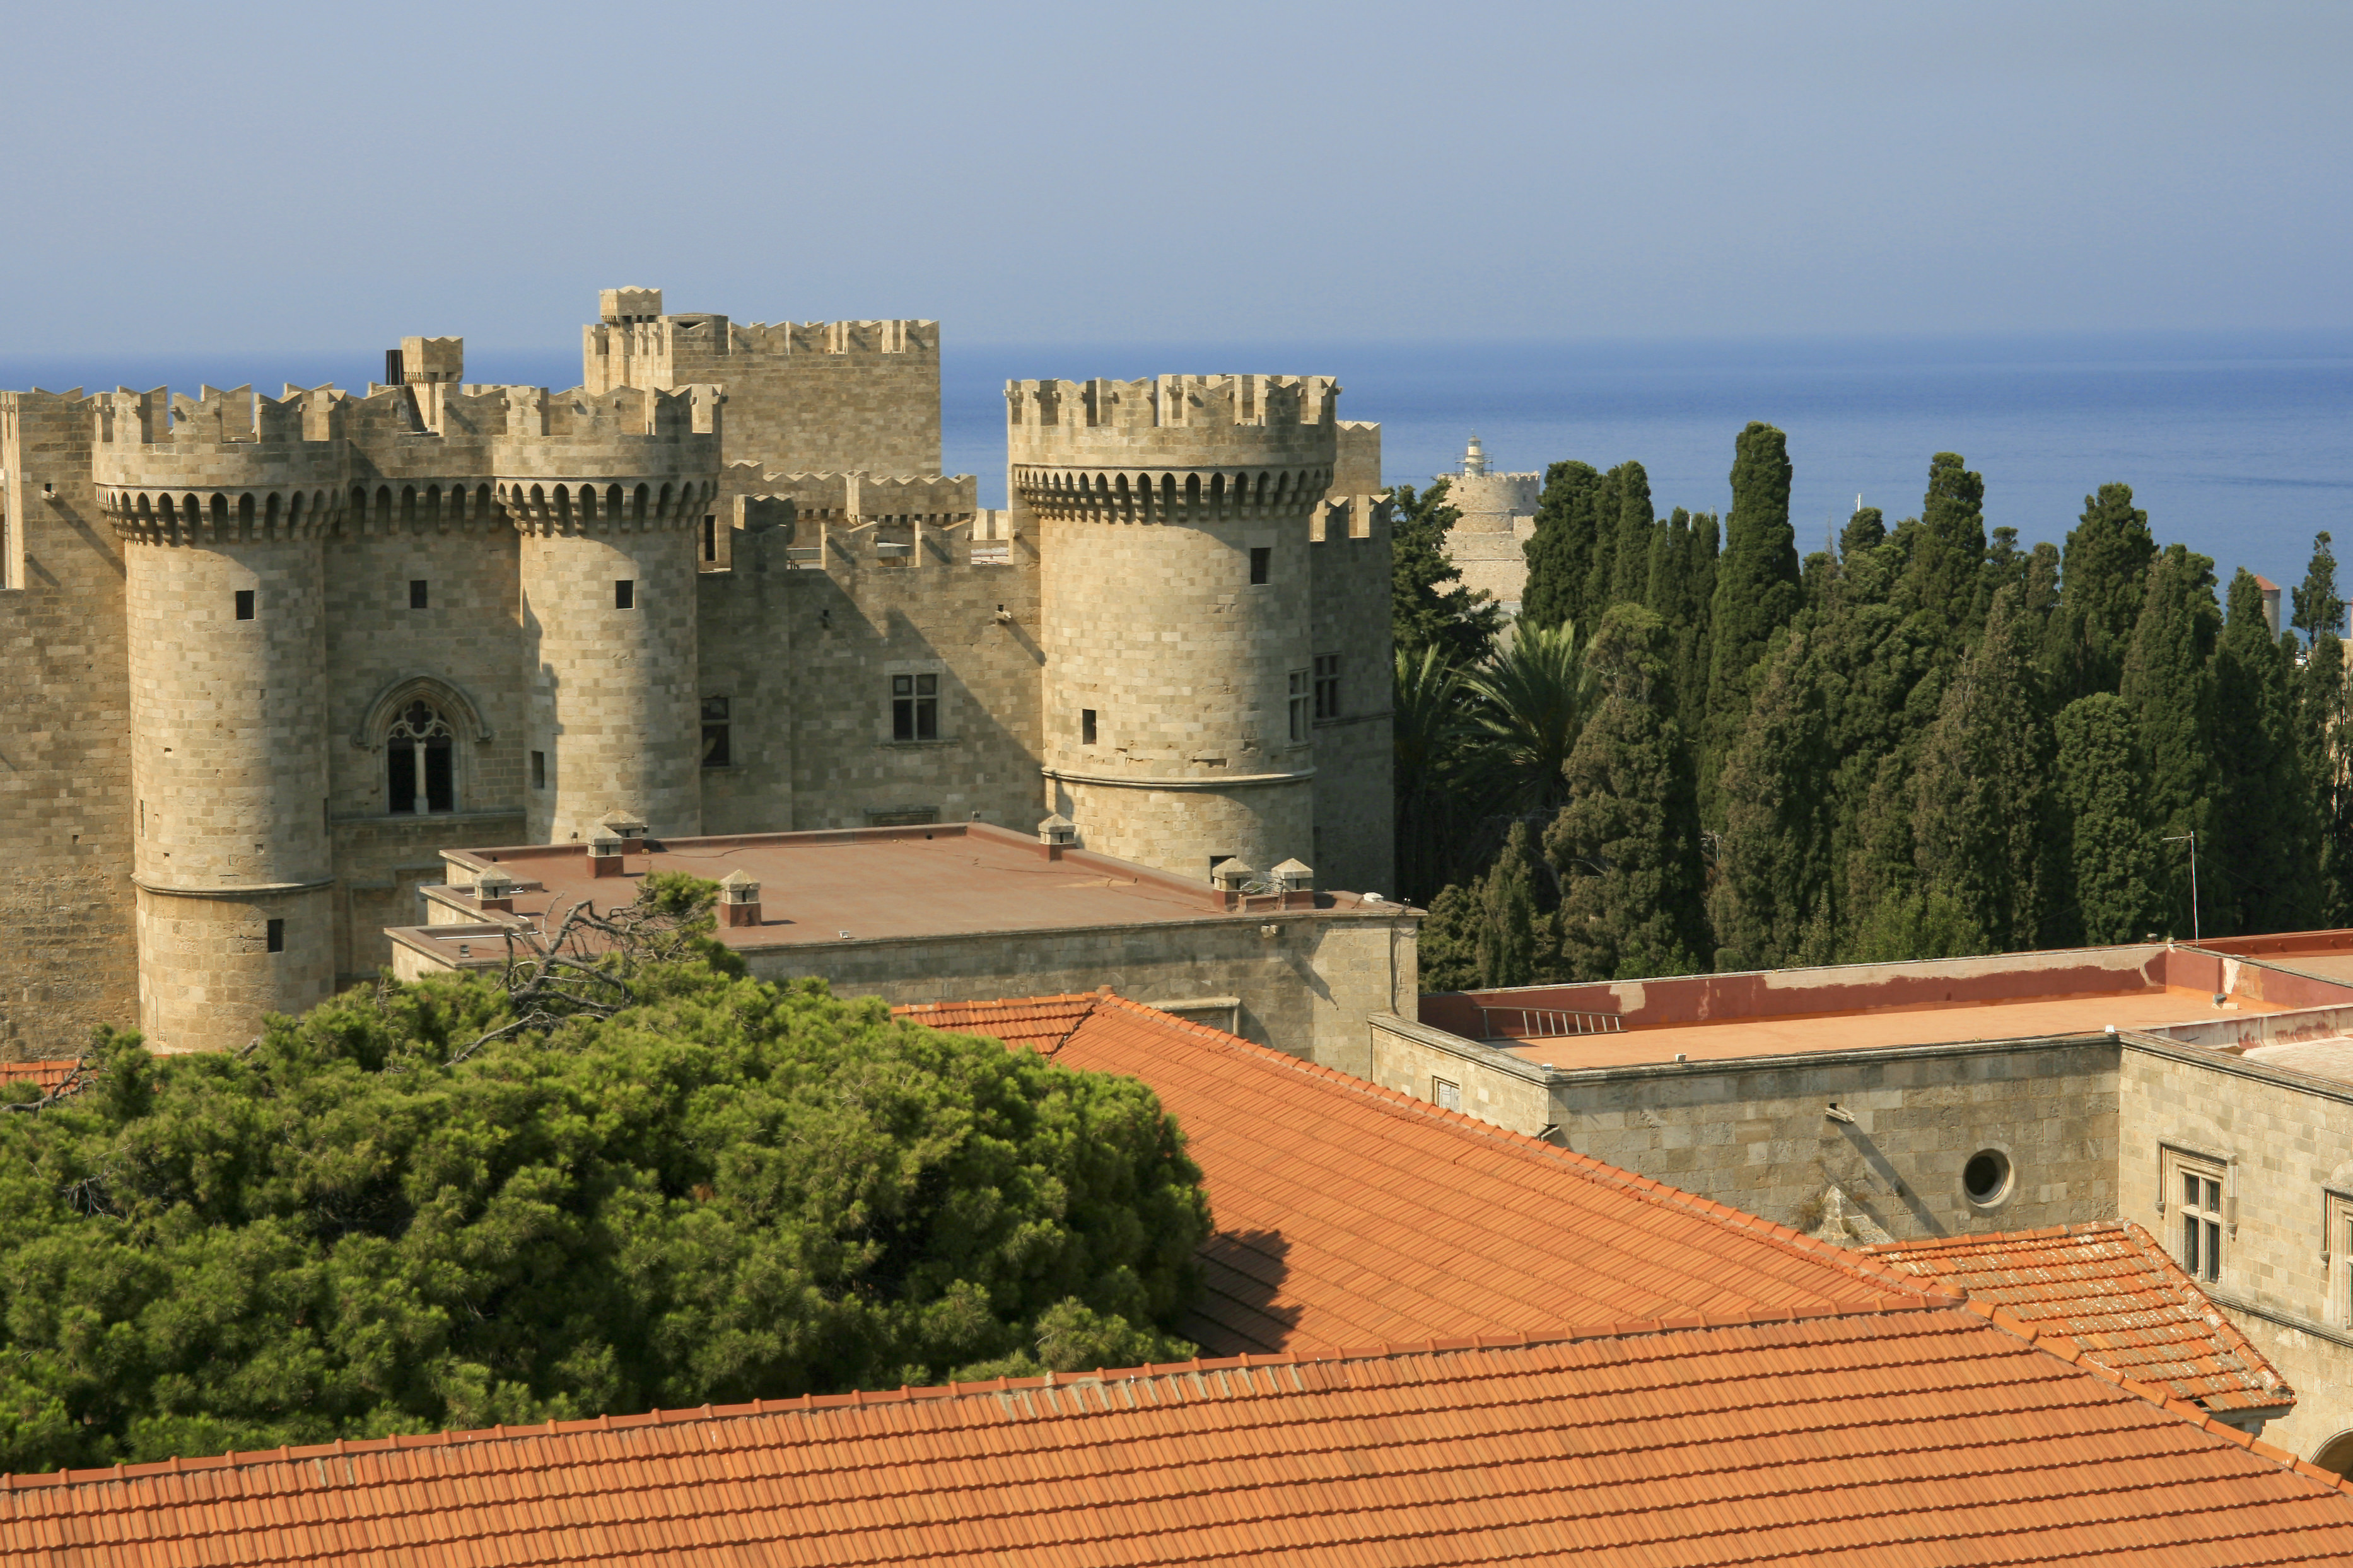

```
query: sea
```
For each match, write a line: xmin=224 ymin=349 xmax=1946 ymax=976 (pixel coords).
xmin=12 ymin=330 xmax=2348 ymax=591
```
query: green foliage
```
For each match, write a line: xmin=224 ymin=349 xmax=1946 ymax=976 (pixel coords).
xmin=1550 ymin=606 xmax=1708 ymax=980
xmin=2210 ymin=571 xmax=2317 ymax=934
xmin=1415 ymin=883 xmax=1483 ymax=994
xmin=2047 ymin=484 xmax=2157 ymax=702
xmin=1910 ymin=588 xmax=2058 ymax=950
xmin=1645 ymin=508 xmax=1718 ymax=728
xmin=1592 ymin=461 xmax=1656 ymax=613
xmin=2299 ymin=634 xmax=2353 ymax=925
xmin=2120 ymin=544 xmax=2222 ymax=934
xmin=1898 ymin=453 xmax=1988 ymax=646
xmin=1393 ymin=648 xmax=1480 ymax=905
xmin=2053 ymin=694 xmax=2159 ymax=944
xmin=1391 ymin=479 xmax=1503 ymax=667
xmin=1473 ymin=822 xmax=1547 ymax=989
xmin=1704 ymin=422 xmax=1801 ymax=815
xmin=2295 ymin=531 xmax=2343 ymax=644
xmin=1461 ymin=619 xmax=1596 ymax=819
xmin=1521 ymin=462 xmax=1604 ymax=635
xmin=0 ymin=941 xmax=1209 ymax=1473
xmin=1710 ymin=629 xmax=1834 ymax=971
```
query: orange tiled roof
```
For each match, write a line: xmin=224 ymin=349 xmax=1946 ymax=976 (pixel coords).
xmin=9 ymin=1304 xmax=2353 ymax=1567
xmin=0 ymin=1060 xmax=79 ymax=1094
xmin=897 ymin=994 xmax=1933 ymax=1352
xmin=1867 ymin=1219 xmax=2293 ymax=1415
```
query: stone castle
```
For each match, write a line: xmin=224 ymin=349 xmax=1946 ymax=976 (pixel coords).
xmin=1437 ymin=434 xmax=1540 ymax=613
xmin=0 ymin=289 xmax=1396 ymax=1055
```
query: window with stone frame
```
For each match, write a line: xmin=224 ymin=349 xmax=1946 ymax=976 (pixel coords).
xmin=2162 ymin=1147 xmax=2229 ymax=1284
xmin=2330 ymin=1190 xmax=2353 ymax=1327
xmin=892 ymin=673 xmax=939 ymax=741
xmin=1433 ymin=1076 xmax=1461 ymax=1112
xmin=1288 ymin=670 xmax=1310 ymax=743
xmin=701 ymin=697 xmax=732 ymax=767
xmin=1313 ymin=653 xmax=1340 ymax=720
xmin=386 ymin=698 xmax=456 ymax=815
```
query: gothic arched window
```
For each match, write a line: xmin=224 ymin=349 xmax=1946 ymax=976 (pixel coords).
xmin=387 ymin=698 xmax=456 ymax=815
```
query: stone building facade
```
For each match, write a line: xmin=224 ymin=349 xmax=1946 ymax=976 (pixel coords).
xmin=0 ymin=290 xmax=1396 ymax=1056
xmin=1437 ymin=434 xmax=1539 ymax=613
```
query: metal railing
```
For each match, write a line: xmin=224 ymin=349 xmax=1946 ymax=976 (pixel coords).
xmin=1478 ymin=1005 xmax=1624 ymax=1041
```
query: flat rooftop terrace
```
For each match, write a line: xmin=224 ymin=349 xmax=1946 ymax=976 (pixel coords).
xmin=393 ymin=822 xmax=1387 ymax=970
xmin=1422 ymin=942 xmax=2353 ymax=1072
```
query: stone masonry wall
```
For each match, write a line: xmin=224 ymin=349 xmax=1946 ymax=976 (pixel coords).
xmin=0 ymin=394 xmax=137 ymax=1059
xmin=1310 ymin=504 xmax=1395 ymax=897
xmin=2118 ymin=1040 xmax=2353 ymax=1463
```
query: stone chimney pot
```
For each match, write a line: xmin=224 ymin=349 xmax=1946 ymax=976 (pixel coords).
xmin=718 ymin=868 xmax=762 ymax=927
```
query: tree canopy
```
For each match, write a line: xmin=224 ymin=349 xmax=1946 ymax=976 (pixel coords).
xmin=0 ymin=881 xmax=1209 ymax=1474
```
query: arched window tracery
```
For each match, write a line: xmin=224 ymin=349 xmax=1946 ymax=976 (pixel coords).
xmin=386 ymin=697 xmax=457 ymax=815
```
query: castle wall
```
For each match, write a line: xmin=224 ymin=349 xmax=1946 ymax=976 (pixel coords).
xmin=1311 ymin=496 xmax=1396 ymax=898
xmin=769 ymin=518 xmax=1046 ymax=832
xmin=0 ymin=393 xmax=137 ymax=1059
xmin=322 ymin=517 xmax=527 ymax=980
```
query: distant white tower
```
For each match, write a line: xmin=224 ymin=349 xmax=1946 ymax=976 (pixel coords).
xmin=1436 ymin=434 xmax=1541 ymax=612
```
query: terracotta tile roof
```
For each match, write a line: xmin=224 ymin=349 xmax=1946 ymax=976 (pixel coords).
xmin=11 ymin=1304 xmax=2353 ymax=1567
xmin=896 ymin=994 xmax=1935 ymax=1352
xmin=1867 ymin=1219 xmax=2294 ymax=1415
xmin=0 ymin=1060 xmax=80 ymax=1095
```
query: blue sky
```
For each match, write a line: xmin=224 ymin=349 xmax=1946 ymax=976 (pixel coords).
xmin=2 ymin=1 xmax=2347 ymax=356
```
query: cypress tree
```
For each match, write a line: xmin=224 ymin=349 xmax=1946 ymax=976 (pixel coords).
xmin=1389 ymin=479 xmax=1503 ymax=666
xmin=2299 ymin=633 xmax=2353 ymax=924
xmin=1603 ymin=460 xmax=1655 ymax=609
xmin=1897 ymin=451 xmax=1988 ymax=646
xmin=2210 ymin=569 xmax=2316 ymax=933
xmin=1548 ymin=605 xmax=1708 ymax=980
xmin=2053 ymin=693 xmax=2159 ymax=944
xmin=1645 ymin=508 xmax=1714 ymax=728
xmin=1703 ymin=422 xmax=1799 ymax=814
xmin=1839 ymin=505 xmax=1886 ymax=559
xmin=2119 ymin=543 xmax=2222 ymax=936
xmin=1473 ymin=821 xmax=1544 ymax=988
xmin=1910 ymin=587 xmax=2058 ymax=950
xmin=1708 ymin=630 xmax=1833 ymax=971
xmin=1415 ymin=883 xmax=1483 ymax=993
xmin=2294 ymin=531 xmax=2344 ymax=643
xmin=1521 ymin=461 xmax=1604 ymax=632
xmin=2047 ymin=483 xmax=2157 ymax=701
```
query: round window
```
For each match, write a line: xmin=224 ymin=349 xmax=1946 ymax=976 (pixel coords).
xmin=1963 ymin=1149 xmax=2012 ymax=1205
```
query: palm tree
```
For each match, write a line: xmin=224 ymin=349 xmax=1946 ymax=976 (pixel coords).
xmin=1463 ymin=618 xmax=1596 ymax=821
xmin=1394 ymin=647 xmax=1476 ymax=904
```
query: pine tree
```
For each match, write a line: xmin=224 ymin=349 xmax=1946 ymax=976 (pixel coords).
xmin=1709 ymin=630 xmax=1833 ymax=971
xmin=2047 ymin=483 xmax=2157 ymax=701
xmin=1521 ymin=461 xmax=1604 ymax=632
xmin=2294 ymin=531 xmax=2344 ymax=643
xmin=1391 ymin=479 xmax=1503 ymax=666
xmin=1897 ymin=451 xmax=1988 ymax=647
xmin=2210 ymin=569 xmax=2317 ymax=934
xmin=2119 ymin=543 xmax=2222 ymax=936
xmin=2053 ymin=693 xmax=2160 ymax=944
xmin=1703 ymin=422 xmax=1799 ymax=816
xmin=1911 ymin=588 xmax=2058 ymax=950
xmin=1548 ymin=605 xmax=1708 ymax=980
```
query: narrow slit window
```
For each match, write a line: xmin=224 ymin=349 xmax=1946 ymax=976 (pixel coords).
xmin=234 ymin=589 xmax=255 ymax=620
xmin=409 ymin=579 xmax=429 ymax=610
xmin=892 ymin=673 xmax=940 ymax=741
xmin=1314 ymin=653 xmax=1340 ymax=719
xmin=703 ymin=514 xmax=717 ymax=562
xmin=266 ymin=918 xmax=285 ymax=953
xmin=616 ymin=579 xmax=635 ymax=610
xmin=1249 ymin=546 xmax=1271 ymax=584
xmin=1081 ymin=708 xmax=1098 ymax=746
xmin=701 ymin=697 xmax=732 ymax=767
xmin=530 ymin=750 xmax=546 ymax=789
xmin=1288 ymin=670 xmax=1310 ymax=743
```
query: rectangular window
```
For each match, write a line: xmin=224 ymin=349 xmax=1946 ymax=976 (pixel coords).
xmin=2330 ymin=1191 xmax=2353 ymax=1326
xmin=1081 ymin=708 xmax=1098 ymax=746
xmin=1288 ymin=670 xmax=1310 ymax=743
xmin=266 ymin=918 xmax=284 ymax=953
xmin=615 ymin=579 xmax=635 ymax=610
xmin=234 ymin=589 xmax=255 ymax=620
xmin=1314 ymin=653 xmax=1340 ymax=720
xmin=2163 ymin=1148 xmax=2228 ymax=1283
xmin=409 ymin=579 xmax=429 ymax=610
xmin=892 ymin=673 xmax=939 ymax=741
xmin=703 ymin=514 xmax=717 ymax=562
xmin=1433 ymin=1077 xmax=1461 ymax=1112
xmin=701 ymin=696 xmax=732 ymax=767
xmin=1249 ymin=546 xmax=1271 ymax=585
xmin=530 ymin=750 xmax=546 ymax=789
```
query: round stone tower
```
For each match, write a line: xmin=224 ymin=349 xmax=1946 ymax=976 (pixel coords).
xmin=1013 ymin=374 xmax=1337 ymax=880
xmin=98 ymin=385 xmax=344 ymax=1052
xmin=498 ymin=384 xmax=722 ymax=845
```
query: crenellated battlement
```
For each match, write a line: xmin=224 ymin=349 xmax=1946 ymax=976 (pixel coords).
xmin=585 ymin=303 xmax=937 ymax=398
xmin=1005 ymin=375 xmax=1341 ymax=477
xmin=754 ymin=470 xmax=976 ymax=523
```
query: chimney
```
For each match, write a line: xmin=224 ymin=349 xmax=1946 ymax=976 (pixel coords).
xmin=718 ymin=869 xmax=761 ymax=927
xmin=589 ymin=832 xmax=626 ymax=877
xmin=1037 ymin=813 xmax=1077 ymax=860
xmin=1212 ymin=858 xmax=1256 ymax=893
xmin=1270 ymin=858 xmax=1313 ymax=905
xmin=472 ymin=867 xmax=515 ymax=912
xmin=600 ymin=810 xmax=649 ymax=845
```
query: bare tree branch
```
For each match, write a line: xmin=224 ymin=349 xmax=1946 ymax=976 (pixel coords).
xmin=445 ymin=883 xmax=710 ymax=1066
xmin=3 ymin=1053 xmax=95 ymax=1114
